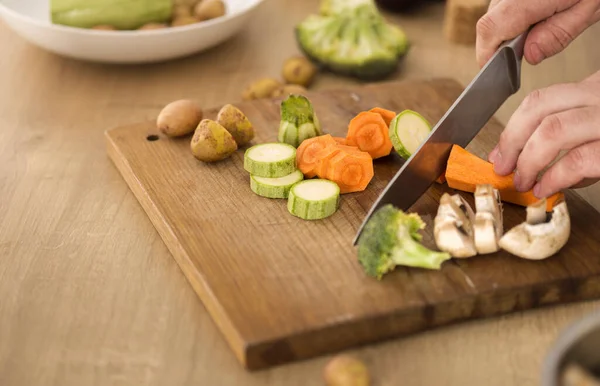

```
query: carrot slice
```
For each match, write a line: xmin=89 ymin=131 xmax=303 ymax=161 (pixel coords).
xmin=324 ymin=150 xmax=374 ymax=194
xmin=346 ymin=111 xmax=393 ymax=159
xmin=445 ymin=145 xmax=564 ymax=211
xmin=314 ymin=146 xmax=344 ymax=179
xmin=369 ymin=107 xmax=397 ymax=127
xmin=333 ymin=137 xmax=347 ymax=145
xmin=296 ymin=134 xmax=337 ymax=178
xmin=436 ymin=172 xmax=447 ymax=184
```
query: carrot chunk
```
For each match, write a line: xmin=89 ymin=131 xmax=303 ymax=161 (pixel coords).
xmin=333 ymin=137 xmax=347 ymax=145
xmin=369 ymin=107 xmax=397 ymax=127
xmin=321 ymin=150 xmax=374 ymax=194
xmin=445 ymin=145 xmax=564 ymax=211
xmin=346 ymin=111 xmax=393 ymax=159
xmin=296 ymin=134 xmax=337 ymax=178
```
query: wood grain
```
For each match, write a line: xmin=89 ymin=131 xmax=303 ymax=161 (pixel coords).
xmin=106 ymin=77 xmax=600 ymax=370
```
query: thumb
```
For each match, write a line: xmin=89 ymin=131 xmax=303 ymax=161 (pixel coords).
xmin=525 ymin=1 xmax=600 ymax=65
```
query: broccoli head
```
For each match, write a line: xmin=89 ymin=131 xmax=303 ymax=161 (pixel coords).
xmin=357 ymin=204 xmax=452 ymax=280
xmin=296 ymin=0 xmax=410 ymax=81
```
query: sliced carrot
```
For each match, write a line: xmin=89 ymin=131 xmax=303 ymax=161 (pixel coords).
xmin=436 ymin=172 xmax=447 ymax=184
xmin=335 ymin=144 xmax=363 ymax=154
xmin=369 ymin=107 xmax=396 ymax=127
xmin=323 ymin=150 xmax=374 ymax=194
xmin=346 ymin=111 xmax=393 ymax=159
xmin=445 ymin=145 xmax=564 ymax=211
xmin=314 ymin=146 xmax=344 ymax=180
xmin=296 ymin=134 xmax=337 ymax=178
xmin=333 ymin=137 xmax=347 ymax=145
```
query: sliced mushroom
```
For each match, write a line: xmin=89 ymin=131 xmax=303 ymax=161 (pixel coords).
xmin=498 ymin=197 xmax=571 ymax=260
xmin=473 ymin=184 xmax=504 ymax=254
xmin=434 ymin=193 xmax=477 ymax=258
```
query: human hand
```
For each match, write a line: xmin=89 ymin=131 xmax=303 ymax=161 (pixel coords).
xmin=476 ymin=0 xmax=600 ymax=68
xmin=488 ymin=70 xmax=600 ymax=198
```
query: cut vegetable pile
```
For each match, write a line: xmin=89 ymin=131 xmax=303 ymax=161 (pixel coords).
xmin=157 ymin=89 xmax=572 ymax=282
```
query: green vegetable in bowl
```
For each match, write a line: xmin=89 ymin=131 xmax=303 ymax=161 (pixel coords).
xmin=278 ymin=94 xmax=322 ymax=148
xmin=357 ymin=204 xmax=451 ymax=279
xmin=51 ymin=0 xmax=172 ymax=30
xmin=295 ymin=0 xmax=410 ymax=80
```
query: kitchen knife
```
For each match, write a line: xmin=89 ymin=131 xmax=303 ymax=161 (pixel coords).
xmin=353 ymin=31 xmax=529 ymax=245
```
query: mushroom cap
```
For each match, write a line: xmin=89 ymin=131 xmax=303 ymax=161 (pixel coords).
xmin=473 ymin=184 xmax=503 ymax=254
xmin=498 ymin=201 xmax=570 ymax=260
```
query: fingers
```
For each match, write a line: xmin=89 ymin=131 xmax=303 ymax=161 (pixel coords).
xmin=514 ymin=106 xmax=600 ymax=192
xmin=533 ymin=141 xmax=600 ymax=198
xmin=524 ymin=0 xmax=600 ymax=65
xmin=490 ymin=82 xmax=596 ymax=176
xmin=475 ymin=0 xmax=578 ymax=68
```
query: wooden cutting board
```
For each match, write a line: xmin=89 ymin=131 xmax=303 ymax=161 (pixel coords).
xmin=105 ymin=78 xmax=600 ymax=371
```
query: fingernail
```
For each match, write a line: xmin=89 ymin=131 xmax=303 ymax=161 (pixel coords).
xmin=513 ymin=170 xmax=522 ymax=190
xmin=530 ymin=43 xmax=546 ymax=64
xmin=489 ymin=146 xmax=499 ymax=163
xmin=533 ymin=183 xmax=542 ymax=198
xmin=492 ymin=151 xmax=503 ymax=172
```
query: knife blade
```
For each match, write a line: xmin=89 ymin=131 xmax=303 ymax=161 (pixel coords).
xmin=353 ymin=31 xmax=529 ymax=245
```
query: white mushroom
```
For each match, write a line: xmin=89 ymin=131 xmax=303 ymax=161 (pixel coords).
xmin=473 ymin=184 xmax=504 ymax=254
xmin=434 ymin=193 xmax=477 ymax=258
xmin=498 ymin=197 xmax=571 ymax=260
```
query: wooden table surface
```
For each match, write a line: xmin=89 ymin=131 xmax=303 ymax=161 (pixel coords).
xmin=1 ymin=1 xmax=600 ymax=385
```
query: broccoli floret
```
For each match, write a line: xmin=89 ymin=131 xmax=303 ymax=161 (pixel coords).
xmin=295 ymin=0 xmax=410 ymax=81
xmin=357 ymin=204 xmax=452 ymax=280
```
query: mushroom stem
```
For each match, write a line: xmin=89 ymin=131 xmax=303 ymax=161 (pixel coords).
xmin=434 ymin=193 xmax=477 ymax=258
xmin=498 ymin=198 xmax=570 ymax=260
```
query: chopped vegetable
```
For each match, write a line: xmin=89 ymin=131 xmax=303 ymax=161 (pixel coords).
xmin=216 ymin=104 xmax=255 ymax=147
xmin=433 ymin=193 xmax=477 ymax=258
xmin=250 ymin=170 xmax=304 ymax=199
xmin=278 ymin=94 xmax=322 ymax=148
xmin=295 ymin=0 xmax=410 ymax=80
xmin=445 ymin=145 xmax=564 ymax=211
xmin=498 ymin=197 xmax=571 ymax=260
xmin=346 ymin=111 xmax=393 ymax=159
xmin=332 ymin=136 xmax=347 ymax=145
xmin=388 ymin=109 xmax=432 ymax=160
xmin=314 ymin=144 xmax=345 ymax=179
xmin=287 ymin=179 xmax=340 ymax=220
xmin=357 ymin=204 xmax=452 ymax=279
xmin=296 ymin=134 xmax=338 ymax=178
xmin=157 ymin=99 xmax=203 ymax=137
xmin=369 ymin=107 xmax=396 ymax=127
xmin=190 ymin=119 xmax=238 ymax=162
xmin=244 ymin=143 xmax=297 ymax=178
xmin=473 ymin=184 xmax=504 ymax=254
xmin=323 ymin=354 xmax=370 ymax=386
xmin=320 ymin=148 xmax=374 ymax=194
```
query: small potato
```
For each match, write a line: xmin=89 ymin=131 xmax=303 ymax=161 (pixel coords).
xmin=323 ymin=355 xmax=370 ymax=386
xmin=282 ymin=56 xmax=318 ymax=87
xmin=173 ymin=4 xmax=193 ymax=18
xmin=139 ymin=22 xmax=168 ymax=30
xmin=271 ymin=84 xmax=309 ymax=98
xmin=242 ymin=78 xmax=283 ymax=101
xmin=171 ymin=15 xmax=199 ymax=27
xmin=91 ymin=25 xmax=116 ymax=31
xmin=216 ymin=104 xmax=255 ymax=147
xmin=157 ymin=99 xmax=203 ymax=137
xmin=194 ymin=0 xmax=226 ymax=21
xmin=190 ymin=119 xmax=238 ymax=162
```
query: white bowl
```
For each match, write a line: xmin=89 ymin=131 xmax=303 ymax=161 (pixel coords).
xmin=0 ymin=0 xmax=266 ymax=64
